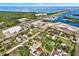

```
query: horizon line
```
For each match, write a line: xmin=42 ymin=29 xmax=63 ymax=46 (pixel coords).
xmin=0 ymin=3 xmax=79 ymax=7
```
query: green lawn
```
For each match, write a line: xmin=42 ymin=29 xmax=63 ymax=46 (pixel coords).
xmin=53 ymin=36 xmax=75 ymax=55
xmin=41 ymin=31 xmax=75 ymax=55
xmin=41 ymin=34 xmax=54 ymax=52
xmin=18 ymin=46 xmax=30 ymax=56
xmin=0 ymin=12 xmax=36 ymax=29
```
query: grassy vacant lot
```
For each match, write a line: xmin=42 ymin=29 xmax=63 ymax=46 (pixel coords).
xmin=0 ymin=12 xmax=36 ymax=29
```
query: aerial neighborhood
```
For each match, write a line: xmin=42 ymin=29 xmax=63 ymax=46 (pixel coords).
xmin=0 ymin=4 xmax=79 ymax=56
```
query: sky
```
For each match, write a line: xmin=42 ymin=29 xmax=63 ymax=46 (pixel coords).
xmin=0 ymin=3 xmax=79 ymax=7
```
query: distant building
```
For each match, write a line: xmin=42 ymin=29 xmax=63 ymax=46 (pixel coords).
xmin=18 ymin=18 xmax=29 ymax=22
xmin=31 ymin=20 xmax=47 ymax=28
xmin=2 ymin=26 xmax=22 ymax=36
xmin=35 ymin=13 xmax=47 ymax=16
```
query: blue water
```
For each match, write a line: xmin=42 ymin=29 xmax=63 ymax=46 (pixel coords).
xmin=0 ymin=6 xmax=75 ymax=13
xmin=57 ymin=14 xmax=79 ymax=27
xmin=50 ymin=8 xmax=79 ymax=27
xmin=0 ymin=6 xmax=79 ymax=27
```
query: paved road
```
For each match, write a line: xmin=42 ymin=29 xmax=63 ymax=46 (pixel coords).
xmin=1 ymin=10 xmax=67 ymax=55
xmin=0 ymin=28 xmax=29 ymax=43
xmin=3 ymin=24 xmax=49 ymax=55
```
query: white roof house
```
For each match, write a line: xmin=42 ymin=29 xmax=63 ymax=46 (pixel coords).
xmin=52 ymin=36 xmax=56 ymax=40
xmin=16 ymin=37 xmax=22 ymax=42
xmin=2 ymin=26 xmax=22 ymax=36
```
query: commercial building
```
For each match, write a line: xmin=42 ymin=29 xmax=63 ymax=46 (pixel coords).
xmin=2 ymin=26 xmax=22 ymax=36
